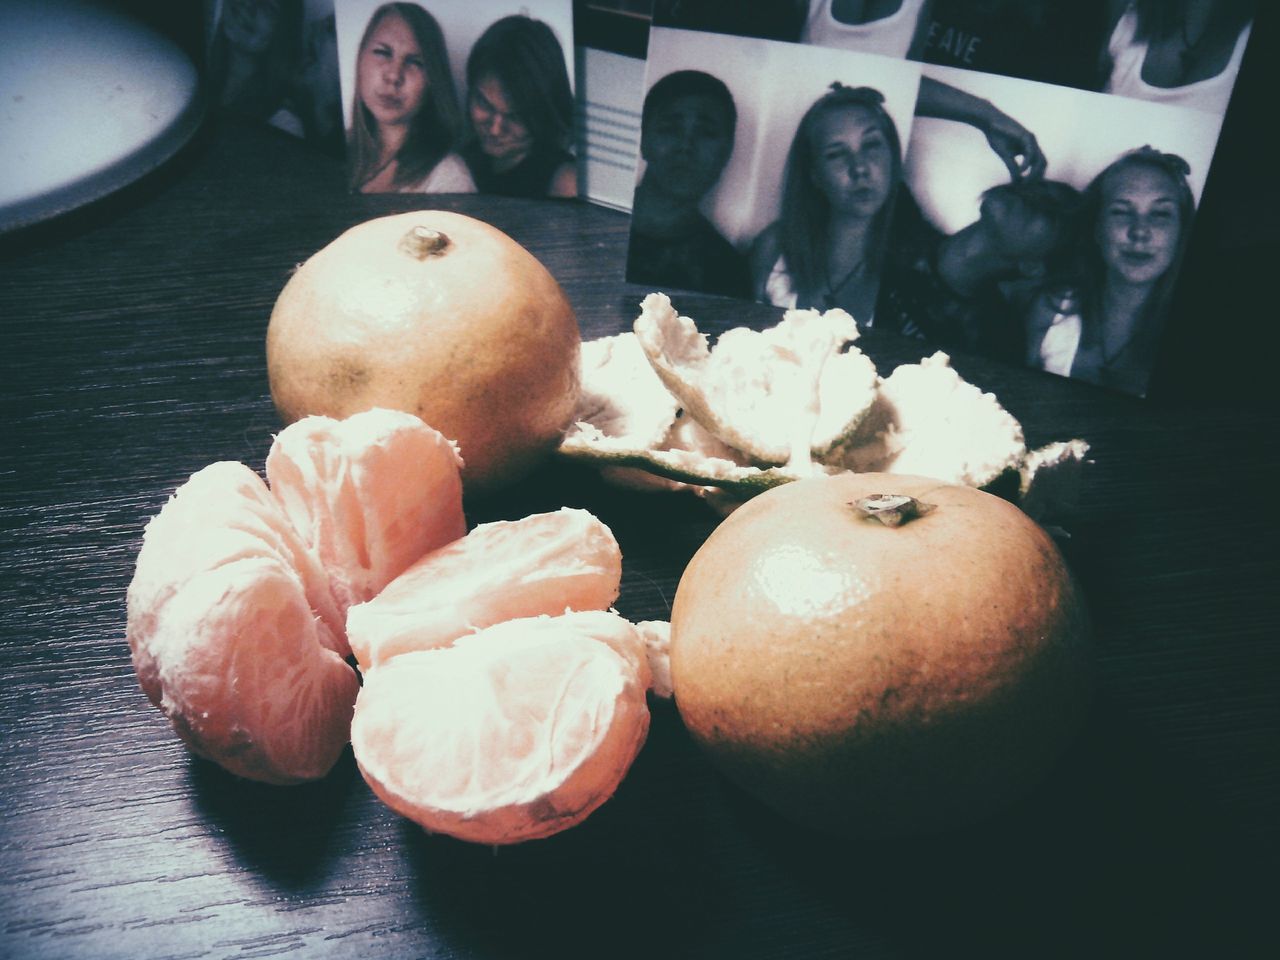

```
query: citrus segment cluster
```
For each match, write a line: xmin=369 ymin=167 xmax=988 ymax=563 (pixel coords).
xmin=128 ymin=408 xmax=653 ymax=842
xmin=126 ymin=408 xmax=464 ymax=784
xmin=346 ymin=514 xmax=654 ymax=844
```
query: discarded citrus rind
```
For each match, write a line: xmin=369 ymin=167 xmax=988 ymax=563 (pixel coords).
xmin=559 ymin=420 xmax=817 ymax=497
xmin=829 ymin=351 xmax=1026 ymax=489
xmin=576 ymin=331 xmax=680 ymax=451
xmin=566 ymin=332 xmax=686 ymax=493
xmin=1016 ymin=438 xmax=1091 ymax=523
xmin=563 ymin=300 xmax=1089 ymax=523
xmin=622 ymin=410 xmax=766 ymax=492
xmin=632 ymin=292 xmax=878 ymax=467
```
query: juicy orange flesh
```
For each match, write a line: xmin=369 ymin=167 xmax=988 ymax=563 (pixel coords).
xmin=167 ymin=560 xmax=359 ymax=784
xmin=351 ymin=611 xmax=651 ymax=844
xmin=266 ymin=409 xmax=467 ymax=626
xmin=129 ymin=408 xmax=648 ymax=834
xmin=127 ymin=463 xmax=360 ymax=785
xmin=127 ymin=409 xmax=465 ymax=784
xmin=346 ymin=507 xmax=622 ymax=670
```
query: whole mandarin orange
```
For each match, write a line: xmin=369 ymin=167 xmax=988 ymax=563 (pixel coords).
xmin=266 ymin=211 xmax=581 ymax=494
xmin=669 ymin=472 xmax=1092 ymax=838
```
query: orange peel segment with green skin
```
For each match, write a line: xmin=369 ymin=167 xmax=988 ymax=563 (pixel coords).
xmin=566 ymin=329 xmax=765 ymax=493
xmin=562 ymin=310 xmax=854 ymax=495
xmin=575 ymin=330 xmax=680 ymax=452
xmin=559 ymin=422 xmax=817 ymax=497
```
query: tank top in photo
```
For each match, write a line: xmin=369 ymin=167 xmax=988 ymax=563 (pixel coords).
xmin=1105 ymin=4 xmax=1253 ymax=116
xmin=800 ymin=0 xmax=928 ymax=58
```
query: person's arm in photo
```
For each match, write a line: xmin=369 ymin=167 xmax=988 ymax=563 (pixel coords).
xmin=915 ymin=75 xmax=1046 ymax=180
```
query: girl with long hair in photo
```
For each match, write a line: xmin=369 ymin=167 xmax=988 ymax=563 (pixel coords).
xmin=750 ymin=83 xmax=903 ymax=324
xmin=346 ymin=2 xmax=475 ymax=194
xmin=461 ymin=15 xmax=577 ymax=198
xmin=1025 ymin=146 xmax=1195 ymax=396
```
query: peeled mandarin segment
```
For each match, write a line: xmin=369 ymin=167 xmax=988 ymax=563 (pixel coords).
xmin=127 ymin=482 xmax=359 ymax=784
xmin=351 ymin=612 xmax=651 ymax=844
xmin=158 ymin=560 xmax=359 ymax=785
xmin=266 ymin=408 xmax=467 ymax=627
xmin=466 ymin=609 xmax=653 ymax=693
xmin=127 ymin=461 xmax=346 ymax=679
xmin=346 ymin=507 xmax=622 ymax=670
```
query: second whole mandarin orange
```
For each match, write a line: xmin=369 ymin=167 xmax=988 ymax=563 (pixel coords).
xmin=669 ymin=472 xmax=1092 ymax=838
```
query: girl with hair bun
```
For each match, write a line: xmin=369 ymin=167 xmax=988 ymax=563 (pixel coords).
xmin=1025 ymin=146 xmax=1195 ymax=396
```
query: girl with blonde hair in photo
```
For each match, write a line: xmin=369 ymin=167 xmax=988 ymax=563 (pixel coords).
xmin=750 ymin=83 xmax=904 ymax=324
xmin=1025 ymin=146 xmax=1195 ymax=396
xmin=347 ymin=2 xmax=475 ymax=194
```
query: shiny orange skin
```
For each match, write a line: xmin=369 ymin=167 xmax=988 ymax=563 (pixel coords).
xmin=266 ymin=211 xmax=581 ymax=494
xmin=670 ymin=472 xmax=1092 ymax=838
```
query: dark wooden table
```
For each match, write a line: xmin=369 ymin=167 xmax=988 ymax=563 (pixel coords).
xmin=2 ymin=119 xmax=1276 ymax=960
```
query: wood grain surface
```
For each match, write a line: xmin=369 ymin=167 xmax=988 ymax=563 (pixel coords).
xmin=1 ymin=118 xmax=1275 ymax=960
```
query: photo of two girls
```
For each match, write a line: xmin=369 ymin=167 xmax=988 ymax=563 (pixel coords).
xmin=627 ymin=0 xmax=1255 ymax=398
